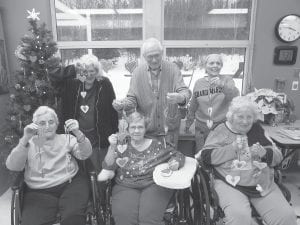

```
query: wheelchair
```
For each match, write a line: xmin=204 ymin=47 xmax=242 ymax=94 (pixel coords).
xmin=97 ymin=167 xmax=209 ymax=225
xmin=195 ymin=160 xmax=292 ymax=225
xmin=10 ymin=159 xmax=102 ymax=225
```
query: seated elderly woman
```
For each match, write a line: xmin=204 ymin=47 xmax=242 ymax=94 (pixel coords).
xmin=197 ymin=96 xmax=297 ymax=225
xmin=6 ymin=106 xmax=92 ymax=225
xmin=98 ymin=111 xmax=185 ymax=225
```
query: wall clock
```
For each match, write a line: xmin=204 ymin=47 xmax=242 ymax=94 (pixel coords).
xmin=275 ymin=14 xmax=300 ymax=43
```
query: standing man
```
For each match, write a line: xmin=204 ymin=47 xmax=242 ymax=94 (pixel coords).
xmin=113 ymin=38 xmax=191 ymax=146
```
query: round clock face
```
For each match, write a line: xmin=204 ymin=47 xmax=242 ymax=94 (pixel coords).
xmin=276 ymin=14 xmax=300 ymax=42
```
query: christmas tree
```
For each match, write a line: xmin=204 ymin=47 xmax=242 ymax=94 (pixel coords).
xmin=4 ymin=9 xmax=60 ymax=146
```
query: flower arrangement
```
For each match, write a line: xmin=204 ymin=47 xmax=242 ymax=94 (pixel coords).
xmin=246 ymin=88 xmax=295 ymax=124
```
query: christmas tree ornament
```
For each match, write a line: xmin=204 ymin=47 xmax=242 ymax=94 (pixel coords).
xmin=38 ymin=59 xmax=45 ymax=64
xmin=27 ymin=8 xmax=40 ymax=21
xmin=15 ymin=84 xmax=21 ymax=90
xmin=23 ymin=105 xmax=31 ymax=112
xmin=30 ymin=55 xmax=37 ymax=62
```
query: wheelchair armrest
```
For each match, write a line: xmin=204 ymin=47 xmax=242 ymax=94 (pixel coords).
xmin=11 ymin=172 xmax=25 ymax=191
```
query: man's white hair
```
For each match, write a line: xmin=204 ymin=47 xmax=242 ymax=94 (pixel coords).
xmin=141 ymin=38 xmax=163 ymax=56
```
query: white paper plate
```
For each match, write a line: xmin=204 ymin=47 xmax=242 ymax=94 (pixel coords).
xmin=153 ymin=156 xmax=198 ymax=189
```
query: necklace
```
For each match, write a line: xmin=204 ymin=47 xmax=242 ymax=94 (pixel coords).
xmin=206 ymin=76 xmax=215 ymax=129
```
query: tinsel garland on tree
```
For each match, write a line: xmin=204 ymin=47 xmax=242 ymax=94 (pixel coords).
xmin=4 ymin=9 xmax=60 ymax=146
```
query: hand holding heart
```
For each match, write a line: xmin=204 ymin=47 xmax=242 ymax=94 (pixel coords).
xmin=112 ymin=99 xmax=125 ymax=111
xmin=23 ymin=123 xmax=39 ymax=139
xmin=250 ymin=143 xmax=266 ymax=158
xmin=168 ymin=158 xmax=179 ymax=171
xmin=65 ymin=119 xmax=80 ymax=134
xmin=108 ymin=134 xmax=118 ymax=146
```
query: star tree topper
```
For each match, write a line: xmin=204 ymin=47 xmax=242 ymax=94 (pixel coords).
xmin=27 ymin=8 xmax=40 ymax=20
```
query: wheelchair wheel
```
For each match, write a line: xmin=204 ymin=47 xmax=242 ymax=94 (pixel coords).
xmin=192 ymin=167 xmax=216 ymax=225
xmin=11 ymin=189 xmax=22 ymax=225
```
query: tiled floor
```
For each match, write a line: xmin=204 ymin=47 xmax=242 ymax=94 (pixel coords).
xmin=1 ymin=170 xmax=300 ymax=225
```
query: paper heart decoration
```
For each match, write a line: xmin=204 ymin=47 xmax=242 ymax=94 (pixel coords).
xmin=225 ymin=175 xmax=240 ymax=186
xmin=125 ymin=60 xmax=137 ymax=74
xmin=117 ymin=144 xmax=127 ymax=154
xmin=256 ymin=184 xmax=263 ymax=192
xmin=253 ymin=161 xmax=267 ymax=170
xmin=33 ymin=136 xmax=47 ymax=148
xmin=206 ymin=120 xmax=213 ymax=129
xmin=78 ymin=75 xmax=86 ymax=83
xmin=116 ymin=157 xmax=129 ymax=168
xmin=80 ymin=105 xmax=89 ymax=113
xmin=80 ymin=91 xmax=87 ymax=98
xmin=161 ymin=168 xmax=173 ymax=177
xmin=29 ymin=55 xmax=37 ymax=62
xmin=232 ymin=160 xmax=247 ymax=170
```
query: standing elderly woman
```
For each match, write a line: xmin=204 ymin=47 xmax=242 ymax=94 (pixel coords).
xmin=51 ymin=54 xmax=118 ymax=173
xmin=185 ymin=54 xmax=239 ymax=151
xmin=6 ymin=106 xmax=92 ymax=225
xmin=198 ymin=96 xmax=297 ymax=225
xmin=101 ymin=111 xmax=185 ymax=225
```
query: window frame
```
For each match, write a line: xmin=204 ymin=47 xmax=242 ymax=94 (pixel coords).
xmin=50 ymin=0 xmax=257 ymax=95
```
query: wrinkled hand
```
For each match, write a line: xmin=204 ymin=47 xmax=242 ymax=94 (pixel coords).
xmin=210 ymin=77 xmax=224 ymax=87
xmin=108 ymin=134 xmax=118 ymax=146
xmin=112 ymin=99 xmax=125 ymax=111
xmin=168 ymin=159 xmax=180 ymax=171
xmin=65 ymin=119 xmax=80 ymax=134
xmin=23 ymin=123 xmax=39 ymax=140
xmin=250 ymin=143 xmax=266 ymax=158
xmin=166 ymin=92 xmax=185 ymax=104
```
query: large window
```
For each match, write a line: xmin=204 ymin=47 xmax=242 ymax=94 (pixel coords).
xmin=51 ymin=0 xmax=256 ymax=97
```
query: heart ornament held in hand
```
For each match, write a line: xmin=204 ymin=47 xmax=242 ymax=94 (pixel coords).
xmin=80 ymin=91 xmax=87 ymax=98
xmin=80 ymin=105 xmax=89 ymax=113
xmin=225 ymin=175 xmax=240 ymax=186
xmin=253 ymin=161 xmax=267 ymax=170
xmin=116 ymin=157 xmax=129 ymax=167
xmin=117 ymin=144 xmax=127 ymax=154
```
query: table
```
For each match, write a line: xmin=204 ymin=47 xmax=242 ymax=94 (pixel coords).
xmin=262 ymin=120 xmax=300 ymax=169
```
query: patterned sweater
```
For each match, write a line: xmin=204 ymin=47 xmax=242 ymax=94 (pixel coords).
xmin=186 ymin=75 xmax=239 ymax=126
xmin=6 ymin=134 xmax=92 ymax=189
xmin=103 ymin=139 xmax=185 ymax=188
xmin=201 ymin=122 xmax=283 ymax=197
xmin=123 ymin=61 xmax=191 ymax=136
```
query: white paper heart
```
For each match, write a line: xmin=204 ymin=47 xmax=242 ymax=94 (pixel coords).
xmin=232 ymin=160 xmax=247 ymax=170
xmin=78 ymin=75 xmax=86 ymax=83
xmin=225 ymin=175 xmax=240 ymax=186
xmin=256 ymin=184 xmax=263 ymax=192
xmin=206 ymin=120 xmax=213 ymax=129
xmin=116 ymin=157 xmax=129 ymax=167
xmin=80 ymin=105 xmax=89 ymax=113
xmin=253 ymin=161 xmax=267 ymax=170
xmin=117 ymin=144 xmax=127 ymax=154
xmin=80 ymin=91 xmax=87 ymax=98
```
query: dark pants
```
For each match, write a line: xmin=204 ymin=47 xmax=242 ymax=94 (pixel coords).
xmin=111 ymin=184 xmax=174 ymax=225
xmin=21 ymin=174 xmax=89 ymax=225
